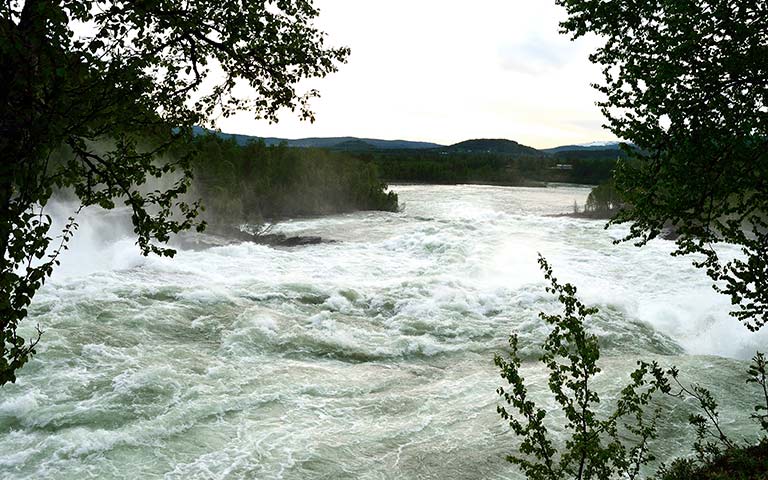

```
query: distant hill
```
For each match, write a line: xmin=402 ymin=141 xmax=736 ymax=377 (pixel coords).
xmin=193 ymin=127 xmax=630 ymax=159
xmin=541 ymin=141 xmax=623 ymax=154
xmin=441 ymin=139 xmax=544 ymax=157
xmin=192 ymin=127 xmax=442 ymax=150
xmin=331 ymin=139 xmax=378 ymax=152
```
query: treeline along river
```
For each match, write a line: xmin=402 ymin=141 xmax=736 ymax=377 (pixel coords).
xmin=0 ymin=184 xmax=765 ymax=479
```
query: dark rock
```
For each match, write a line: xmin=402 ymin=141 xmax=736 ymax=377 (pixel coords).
xmin=280 ymin=236 xmax=323 ymax=247
xmin=660 ymin=225 xmax=680 ymax=241
xmin=176 ymin=225 xmax=329 ymax=250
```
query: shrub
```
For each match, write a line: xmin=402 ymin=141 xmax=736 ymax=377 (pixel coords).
xmin=495 ymin=255 xmax=669 ymax=480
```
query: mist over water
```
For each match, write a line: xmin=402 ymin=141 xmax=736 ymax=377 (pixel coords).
xmin=1 ymin=184 xmax=764 ymax=479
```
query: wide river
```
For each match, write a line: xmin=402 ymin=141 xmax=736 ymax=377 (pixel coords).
xmin=1 ymin=184 xmax=766 ymax=479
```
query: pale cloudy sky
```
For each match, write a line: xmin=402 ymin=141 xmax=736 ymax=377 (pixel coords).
xmin=218 ymin=1 xmax=617 ymax=149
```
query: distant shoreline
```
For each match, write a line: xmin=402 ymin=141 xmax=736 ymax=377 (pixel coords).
xmin=386 ymin=180 xmax=598 ymax=189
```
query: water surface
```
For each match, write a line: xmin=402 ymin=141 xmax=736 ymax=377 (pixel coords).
xmin=1 ymin=184 xmax=764 ymax=479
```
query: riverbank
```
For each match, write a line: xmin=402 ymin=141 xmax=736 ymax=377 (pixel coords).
xmin=189 ymin=133 xmax=399 ymax=225
xmin=382 ymin=179 xmax=549 ymax=188
xmin=659 ymin=441 xmax=768 ymax=480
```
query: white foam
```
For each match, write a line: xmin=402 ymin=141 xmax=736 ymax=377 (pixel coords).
xmin=4 ymin=183 xmax=761 ymax=479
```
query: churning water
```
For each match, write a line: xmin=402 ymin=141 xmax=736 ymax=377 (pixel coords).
xmin=1 ymin=184 xmax=765 ymax=479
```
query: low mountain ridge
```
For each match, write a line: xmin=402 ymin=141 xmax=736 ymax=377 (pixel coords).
xmin=541 ymin=141 xmax=623 ymax=154
xmin=192 ymin=127 xmax=442 ymax=150
xmin=194 ymin=126 xmax=624 ymax=158
xmin=331 ymin=139 xmax=378 ymax=151
xmin=442 ymin=138 xmax=544 ymax=157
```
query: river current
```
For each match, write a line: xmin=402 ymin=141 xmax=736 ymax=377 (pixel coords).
xmin=1 ymin=184 xmax=765 ymax=479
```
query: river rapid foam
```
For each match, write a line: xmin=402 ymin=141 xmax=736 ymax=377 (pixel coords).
xmin=0 ymin=184 xmax=764 ymax=479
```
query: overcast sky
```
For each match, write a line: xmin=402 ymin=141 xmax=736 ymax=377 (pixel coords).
xmin=218 ymin=1 xmax=616 ymax=149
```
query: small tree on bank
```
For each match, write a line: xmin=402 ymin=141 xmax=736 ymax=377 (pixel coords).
xmin=497 ymin=258 xmax=768 ymax=479
xmin=0 ymin=0 xmax=349 ymax=384
xmin=495 ymin=255 xmax=670 ymax=480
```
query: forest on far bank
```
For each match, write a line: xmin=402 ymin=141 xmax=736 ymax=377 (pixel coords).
xmin=201 ymin=129 xmax=626 ymax=187
xmin=184 ymin=133 xmax=623 ymax=226
xmin=187 ymin=134 xmax=399 ymax=226
xmin=368 ymin=148 xmax=620 ymax=186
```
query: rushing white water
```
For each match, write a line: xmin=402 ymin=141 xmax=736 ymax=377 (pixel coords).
xmin=1 ymin=184 xmax=765 ymax=479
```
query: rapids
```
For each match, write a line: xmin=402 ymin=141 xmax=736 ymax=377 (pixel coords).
xmin=1 ymin=184 xmax=765 ymax=479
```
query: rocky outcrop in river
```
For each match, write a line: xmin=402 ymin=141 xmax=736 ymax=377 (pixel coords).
xmin=173 ymin=225 xmax=327 ymax=251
